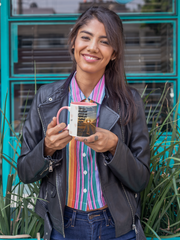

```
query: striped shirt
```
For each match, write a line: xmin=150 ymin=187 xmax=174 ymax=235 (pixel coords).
xmin=65 ymin=73 xmax=106 ymax=211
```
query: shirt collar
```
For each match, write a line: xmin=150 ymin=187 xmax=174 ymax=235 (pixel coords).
xmin=69 ymin=72 xmax=105 ymax=104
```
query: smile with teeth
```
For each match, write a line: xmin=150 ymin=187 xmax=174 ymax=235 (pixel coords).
xmin=83 ymin=54 xmax=99 ymax=61
xmin=86 ymin=56 xmax=97 ymax=60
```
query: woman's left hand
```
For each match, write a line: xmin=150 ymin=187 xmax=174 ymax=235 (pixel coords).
xmin=75 ymin=127 xmax=118 ymax=155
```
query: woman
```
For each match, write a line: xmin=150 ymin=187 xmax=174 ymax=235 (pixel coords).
xmin=17 ymin=6 xmax=150 ymax=240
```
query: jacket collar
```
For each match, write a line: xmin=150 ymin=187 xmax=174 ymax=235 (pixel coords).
xmin=59 ymin=72 xmax=74 ymax=97
xmin=99 ymin=103 xmax=119 ymax=131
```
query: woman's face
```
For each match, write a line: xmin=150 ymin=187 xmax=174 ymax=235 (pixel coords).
xmin=73 ymin=18 xmax=114 ymax=78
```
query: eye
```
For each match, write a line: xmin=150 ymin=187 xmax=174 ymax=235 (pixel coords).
xmin=81 ymin=36 xmax=90 ymax=40
xmin=101 ymin=40 xmax=109 ymax=45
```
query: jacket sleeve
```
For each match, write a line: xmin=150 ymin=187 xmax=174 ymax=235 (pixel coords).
xmin=106 ymin=90 xmax=150 ymax=193
xmin=17 ymin=88 xmax=62 ymax=184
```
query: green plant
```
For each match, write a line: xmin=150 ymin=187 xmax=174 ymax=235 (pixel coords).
xmin=0 ymin=175 xmax=43 ymax=237
xmin=0 ymin=93 xmax=44 ymax=237
xmin=141 ymin=84 xmax=180 ymax=239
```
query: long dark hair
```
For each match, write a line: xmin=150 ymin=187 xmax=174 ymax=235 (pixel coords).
xmin=68 ymin=6 xmax=136 ymax=125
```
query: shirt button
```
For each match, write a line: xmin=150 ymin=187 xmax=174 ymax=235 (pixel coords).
xmin=104 ymin=162 xmax=107 ymax=166
xmin=49 ymin=97 xmax=52 ymax=101
xmin=83 ymin=188 xmax=87 ymax=193
xmin=83 ymin=153 xmax=86 ymax=157
xmin=83 ymin=170 xmax=87 ymax=175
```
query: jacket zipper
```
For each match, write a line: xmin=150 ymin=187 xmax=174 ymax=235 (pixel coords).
xmin=119 ymin=113 xmax=138 ymax=234
xmin=49 ymin=161 xmax=53 ymax=172
xmin=37 ymin=107 xmax=46 ymax=136
xmin=39 ymin=161 xmax=53 ymax=176
xmin=55 ymin=168 xmax=65 ymax=237
xmin=40 ymin=167 xmax=48 ymax=176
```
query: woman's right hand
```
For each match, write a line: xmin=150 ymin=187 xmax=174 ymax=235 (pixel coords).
xmin=44 ymin=117 xmax=72 ymax=156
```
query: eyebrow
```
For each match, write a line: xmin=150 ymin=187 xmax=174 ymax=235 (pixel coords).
xmin=80 ymin=30 xmax=107 ymax=39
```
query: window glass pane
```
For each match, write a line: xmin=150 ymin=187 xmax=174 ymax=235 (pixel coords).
xmin=11 ymin=0 xmax=175 ymax=16
xmin=11 ymin=82 xmax=47 ymax=133
xmin=128 ymin=81 xmax=175 ymax=131
xmin=124 ymin=22 xmax=175 ymax=74
xmin=10 ymin=23 xmax=73 ymax=76
xmin=11 ymin=81 xmax=175 ymax=133
xmin=10 ymin=21 xmax=175 ymax=77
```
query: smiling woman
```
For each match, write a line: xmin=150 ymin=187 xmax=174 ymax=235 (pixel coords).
xmin=17 ymin=6 xmax=150 ymax=240
xmin=68 ymin=7 xmax=135 ymax=124
xmin=72 ymin=19 xmax=114 ymax=96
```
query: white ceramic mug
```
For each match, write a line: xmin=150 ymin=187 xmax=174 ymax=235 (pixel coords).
xmin=57 ymin=102 xmax=97 ymax=137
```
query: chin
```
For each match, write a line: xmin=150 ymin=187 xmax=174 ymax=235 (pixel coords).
xmin=80 ymin=66 xmax=98 ymax=74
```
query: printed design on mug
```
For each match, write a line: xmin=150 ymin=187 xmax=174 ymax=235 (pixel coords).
xmin=77 ymin=106 xmax=97 ymax=137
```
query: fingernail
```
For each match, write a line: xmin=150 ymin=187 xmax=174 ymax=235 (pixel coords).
xmin=75 ymin=137 xmax=78 ymax=140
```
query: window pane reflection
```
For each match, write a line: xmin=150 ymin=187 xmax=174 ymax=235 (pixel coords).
xmin=11 ymin=81 xmax=175 ymax=133
xmin=10 ymin=21 xmax=175 ymax=76
xmin=11 ymin=0 xmax=175 ymax=16
xmin=124 ymin=22 xmax=174 ymax=74
xmin=12 ymin=82 xmax=45 ymax=133
xmin=11 ymin=23 xmax=73 ymax=76
xmin=129 ymin=81 xmax=175 ymax=131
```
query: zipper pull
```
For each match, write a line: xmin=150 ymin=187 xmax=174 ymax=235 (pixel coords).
xmin=132 ymin=224 xmax=138 ymax=234
xmin=49 ymin=161 xmax=53 ymax=172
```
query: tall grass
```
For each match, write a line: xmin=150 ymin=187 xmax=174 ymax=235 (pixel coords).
xmin=0 ymin=93 xmax=44 ymax=237
xmin=141 ymin=85 xmax=180 ymax=238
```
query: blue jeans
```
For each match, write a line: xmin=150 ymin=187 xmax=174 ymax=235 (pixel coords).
xmin=50 ymin=206 xmax=136 ymax=240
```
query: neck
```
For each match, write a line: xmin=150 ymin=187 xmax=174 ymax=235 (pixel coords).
xmin=75 ymin=71 xmax=104 ymax=98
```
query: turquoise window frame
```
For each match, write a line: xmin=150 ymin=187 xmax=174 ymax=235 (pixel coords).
xmin=10 ymin=20 xmax=177 ymax=78
xmin=1 ymin=0 xmax=180 ymax=196
xmin=9 ymin=0 xmax=177 ymax=17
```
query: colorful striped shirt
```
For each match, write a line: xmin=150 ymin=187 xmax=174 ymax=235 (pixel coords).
xmin=65 ymin=73 xmax=106 ymax=211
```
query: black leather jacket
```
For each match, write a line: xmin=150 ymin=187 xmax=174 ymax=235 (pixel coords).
xmin=17 ymin=73 xmax=150 ymax=240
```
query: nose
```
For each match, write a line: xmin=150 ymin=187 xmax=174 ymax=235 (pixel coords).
xmin=87 ymin=39 xmax=99 ymax=52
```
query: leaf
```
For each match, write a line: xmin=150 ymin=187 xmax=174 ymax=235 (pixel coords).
xmin=142 ymin=220 xmax=161 ymax=240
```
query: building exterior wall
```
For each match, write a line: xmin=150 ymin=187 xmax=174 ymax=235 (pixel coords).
xmin=1 ymin=0 xmax=179 ymax=194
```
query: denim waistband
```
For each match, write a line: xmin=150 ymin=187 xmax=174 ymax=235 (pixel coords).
xmin=64 ymin=206 xmax=113 ymax=225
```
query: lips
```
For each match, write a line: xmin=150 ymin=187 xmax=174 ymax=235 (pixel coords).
xmin=82 ymin=54 xmax=100 ymax=62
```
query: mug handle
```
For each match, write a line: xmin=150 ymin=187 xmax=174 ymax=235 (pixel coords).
xmin=57 ymin=106 xmax=70 ymax=130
